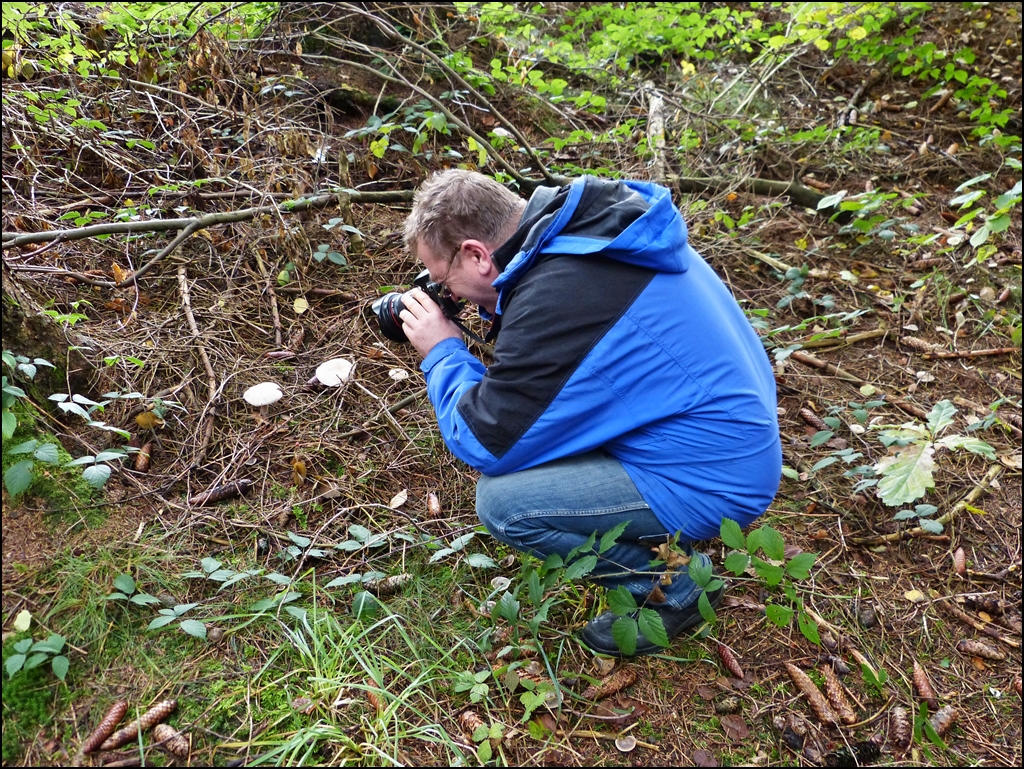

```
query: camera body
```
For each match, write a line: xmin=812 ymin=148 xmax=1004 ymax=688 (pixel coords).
xmin=372 ymin=269 xmax=464 ymax=343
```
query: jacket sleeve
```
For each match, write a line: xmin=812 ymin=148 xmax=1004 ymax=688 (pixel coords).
xmin=420 ymin=337 xmax=498 ymax=470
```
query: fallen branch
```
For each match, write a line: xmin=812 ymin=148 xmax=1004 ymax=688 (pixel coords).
xmin=797 ymin=327 xmax=888 ymax=350
xmin=849 ymin=464 xmax=1004 ymax=545
xmin=933 ymin=598 xmax=1020 ymax=649
xmin=671 ymin=175 xmax=843 ymax=218
xmin=177 ymin=267 xmax=220 ymax=469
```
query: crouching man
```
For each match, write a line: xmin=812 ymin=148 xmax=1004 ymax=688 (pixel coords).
xmin=395 ymin=170 xmax=781 ymax=656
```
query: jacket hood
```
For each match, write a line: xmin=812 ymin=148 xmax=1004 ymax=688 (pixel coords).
xmin=491 ymin=178 xmax=695 ymax=306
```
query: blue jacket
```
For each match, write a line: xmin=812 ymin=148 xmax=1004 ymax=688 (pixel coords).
xmin=421 ymin=177 xmax=781 ymax=541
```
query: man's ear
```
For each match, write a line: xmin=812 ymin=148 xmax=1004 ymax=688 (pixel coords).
xmin=462 ymin=239 xmax=497 ymax=277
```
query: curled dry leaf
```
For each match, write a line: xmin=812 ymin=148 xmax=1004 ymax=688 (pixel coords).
xmin=81 ymin=701 xmax=129 ymax=755
xmin=188 ymin=480 xmax=253 ymax=506
xmin=99 ymin=700 xmax=177 ymax=750
xmin=955 ymin=639 xmax=1006 ymax=660
xmin=784 ymin=662 xmax=838 ymax=727
xmin=912 ymin=660 xmax=938 ymax=709
xmin=819 ymin=664 xmax=857 ymax=725
xmin=426 ymin=491 xmax=441 ymax=517
xmin=890 ymin=706 xmax=911 ymax=752
xmin=953 ymin=547 xmax=966 ymax=576
xmin=582 ymin=667 xmax=637 ymax=701
xmin=593 ymin=656 xmax=617 ymax=677
xmin=388 ymin=489 xmax=409 ymax=509
xmin=714 ymin=696 xmax=742 ymax=715
xmin=614 ymin=735 xmax=637 ymax=753
xmin=135 ymin=411 xmax=164 ymax=430
xmin=291 ymin=696 xmax=315 ymax=715
xmin=152 ymin=723 xmax=189 ymax=757
xmin=717 ymin=644 xmax=745 ymax=680
xmin=928 ymin=705 xmax=958 ymax=737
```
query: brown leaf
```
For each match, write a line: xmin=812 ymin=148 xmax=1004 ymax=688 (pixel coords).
xmin=697 ymin=685 xmax=717 ymax=700
xmin=292 ymin=458 xmax=307 ymax=487
xmin=720 ymin=714 xmax=750 ymax=741
xmin=135 ymin=411 xmax=164 ymax=430
xmin=647 ymin=584 xmax=667 ymax=603
xmin=593 ymin=657 xmax=617 ymax=677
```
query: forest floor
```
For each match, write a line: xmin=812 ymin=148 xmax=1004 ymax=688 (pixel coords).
xmin=2 ymin=3 xmax=1021 ymax=767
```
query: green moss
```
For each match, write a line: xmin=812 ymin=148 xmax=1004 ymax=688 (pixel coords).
xmin=1 ymin=636 xmax=59 ymax=765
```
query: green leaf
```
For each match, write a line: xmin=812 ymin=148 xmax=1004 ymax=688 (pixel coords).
xmin=598 ymin=520 xmax=630 ymax=554
xmin=936 ymin=435 xmax=996 ymax=459
xmin=758 ymin=525 xmax=786 ymax=561
xmin=688 ymin=556 xmax=712 ymax=588
xmin=4 ymin=460 xmax=35 ymax=497
xmin=348 ymin=524 xmax=371 ymax=543
xmin=817 ymin=190 xmax=848 ymax=210
xmin=766 ymin=603 xmax=794 ymax=627
xmin=563 ymin=554 xmax=597 ymax=581
xmin=113 ymin=573 xmax=136 ymax=594
xmin=637 ymin=608 xmax=670 ymax=647
xmin=147 ymin=615 xmax=179 ymax=630
xmin=466 ymin=553 xmax=497 ymax=568
xmin=720 ymin=518 xmax=746 ymax=551
xmin=785 ymin=553 xmax=817 ymax=580
xmin=811 ymin=456 xmax=838 ymax=473
xmin=925 ymin=400 xmax=957 ymax=435
xmin=874 ymin=443 xmax=936 ymax=506
xmin=496 ymin=592 xmax=520 ymax=623
xmin=2 ymin=410 xmax=16 ymax=440
xmin=129 ymin=593 xmax=162 ymax=606
xmin=798 ymin=609 xmax=821 ymax=645
xmin=607 ymin=586 xmax=637 ymax=616
xmin=697 ymin=591 xmax=717 ymax=625
xmin=33 ymin=443 xmax=60 ymax=465
xmin=723 ymin=552 xmax=750 ymax=576
xmin=611 ymin=616 xmax=638 ymax=656
xmin=24 ymin=653 xmax=49 ymax=671
xmin=82 ymin=464 xmax=112 ymax=489
xmin=6 ymin=654 xmax=26 ymax=677
xmin=918 ymin=518 xmax=944 ymax=534
xmin=751 ymin=557 xmax=785 ymax=586
xmin=810 ymin=430 xmax=834 ymax=447
xmin=51 ymin=655 xmax=69 ymax=681
xmin=179 ymin=619 xmax=207 ymax=639
xmin=8 ymin=439 xmax=38 ymax=455
xmin=324 ymin=574 xmax=361 ymax=588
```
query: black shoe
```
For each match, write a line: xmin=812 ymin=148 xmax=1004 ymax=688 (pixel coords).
xmin=579 ymin=579 xmax=725 ymax=658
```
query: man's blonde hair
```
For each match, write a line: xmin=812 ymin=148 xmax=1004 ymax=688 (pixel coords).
xmin=404 ymin=170 xmax=526 ymax=262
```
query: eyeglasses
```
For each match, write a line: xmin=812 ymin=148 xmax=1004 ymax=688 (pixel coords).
xmin=433 ymin=242 xmax=464 ymax=297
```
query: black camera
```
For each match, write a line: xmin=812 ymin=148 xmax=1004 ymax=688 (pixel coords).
xmin=372 ymin=269 xmax=464 ymax=343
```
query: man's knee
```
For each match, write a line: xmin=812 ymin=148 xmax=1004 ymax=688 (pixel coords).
xmin=476 ymin=474 xmax=511 ymax=538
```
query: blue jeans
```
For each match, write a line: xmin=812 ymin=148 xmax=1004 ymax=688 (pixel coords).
xmin=476 ymin=451 xmax=705 ymax=611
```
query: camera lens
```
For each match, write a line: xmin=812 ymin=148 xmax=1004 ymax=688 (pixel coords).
xmin=371 ymin=292 xmax=409 ymax=342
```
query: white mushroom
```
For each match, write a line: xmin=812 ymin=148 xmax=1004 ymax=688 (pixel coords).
xmin=315 ymin=358 xmax=355 ymax=387
xmin=243 ymin=382 xmax=283 ymax=421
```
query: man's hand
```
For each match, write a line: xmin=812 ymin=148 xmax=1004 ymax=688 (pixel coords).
xmin=399 ymin=288 xmax=462 ymax=358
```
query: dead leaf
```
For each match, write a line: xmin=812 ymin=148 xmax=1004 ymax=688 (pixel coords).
xmin=426 ymin=492 xmax=441 ymax=517
xmin=135 ymin=411 xmax=164 ymax=430
xmin=292 ymin=458 xmax=307 ymax=487
xmin=697 ymin=685 xmax=717 ymax=700
xmin=692 ymin=748 xmax=719 ymax=767
xmin=720 ymin=714 xmax=750 ymax=741
xmin=388 ymin=489 xmax=408 ymax=508
xmin=111 ymin=263 xmax=131 ymax=283
xmin=388 ymin=368 xmax=410 ymax=381
xmin=647 ymin=584 xmax=667 ymax=603
xmin=293 ymin=296 xmax=310 ymax=314
xmin=593 ymin=657 xmax=617 ymax=677
xmin=904 ymin=589 xmax=927 ymax=603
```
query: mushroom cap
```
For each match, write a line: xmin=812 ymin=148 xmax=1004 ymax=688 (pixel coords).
xmin=315 ymin=358 xmax=355 ymax=387
xmin=243 ymin=381 xmax=283 ymax=406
